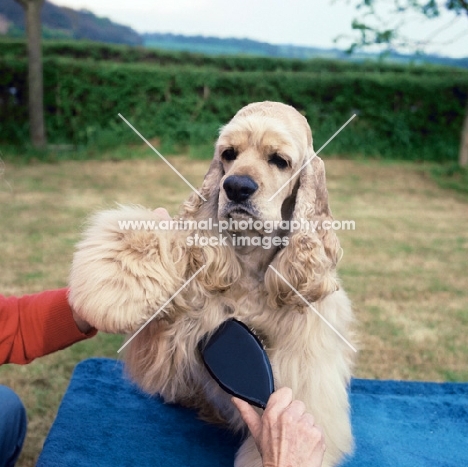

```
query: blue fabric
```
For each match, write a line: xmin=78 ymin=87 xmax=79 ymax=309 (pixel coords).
xmin=38 ymin=359 xmax=242 ymax=467
xmin=346 ymin=379 xmax=468 ymax=467
xmin=38 ymin=358 xmax=468 ymax=467
xmin=0 ymin=385 xmax=27 ymax=467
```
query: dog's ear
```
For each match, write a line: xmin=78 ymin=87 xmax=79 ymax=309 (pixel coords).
xmin=180 ymin=147 xmax=242 ymax=294
xmin=181 ymin=150 xmax=224 ymax=221
xmin=308 ymin=154 xmax=341 ymax=267
xmin=266 ymin=150 xmax=341 ymax=308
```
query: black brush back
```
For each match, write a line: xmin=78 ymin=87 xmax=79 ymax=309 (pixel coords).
xmin=198 ymin=319 xmax=274 ymax=409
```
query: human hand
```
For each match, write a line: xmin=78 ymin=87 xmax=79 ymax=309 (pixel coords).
xmin=72 ymin=307 xmax=93 ymax=334
xmin=153 ymin=207 xmax=171 ymax=220
xmin=232 ymin=387 xmax=326 ymax=467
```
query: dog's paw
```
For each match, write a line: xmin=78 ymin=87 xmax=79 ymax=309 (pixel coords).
xmin=69 ymin=205 xmax=188 ymax=333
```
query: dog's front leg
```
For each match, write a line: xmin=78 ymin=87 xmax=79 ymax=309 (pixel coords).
xmin=69 ymin=205 xmax=190 ymax=333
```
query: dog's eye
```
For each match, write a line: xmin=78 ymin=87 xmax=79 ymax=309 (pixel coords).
xmin=268 ymin=153 xmax=289 ymax=170
xmin=221 ymin=148 xmax=237 ymax=162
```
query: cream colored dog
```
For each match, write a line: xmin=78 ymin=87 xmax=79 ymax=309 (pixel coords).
xmin=69 ymin=101 xmax=355 ymax=467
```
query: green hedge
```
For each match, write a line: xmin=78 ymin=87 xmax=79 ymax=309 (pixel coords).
xmin=1 ymin=38 xmax=467 ymax=75
xmin=1 ymin=56 xmax=467 ymax=161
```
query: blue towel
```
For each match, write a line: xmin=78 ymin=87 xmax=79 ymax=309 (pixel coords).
xmin=38 ymin=358 xmax=468 ymax=466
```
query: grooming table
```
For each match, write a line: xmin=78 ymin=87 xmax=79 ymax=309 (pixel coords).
xmin=38 ymin=358 xmax=468 ymax=466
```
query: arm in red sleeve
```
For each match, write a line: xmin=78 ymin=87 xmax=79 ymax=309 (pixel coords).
xmin=0 ymin=288 xmax=97 ymax=365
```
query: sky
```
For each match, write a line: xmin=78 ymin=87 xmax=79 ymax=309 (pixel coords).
xmin=52 ymin=0 xmax=467 ymax=58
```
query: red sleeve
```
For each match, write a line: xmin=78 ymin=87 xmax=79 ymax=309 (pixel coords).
xmin=0 ymin=288 xmax=97 ymax=365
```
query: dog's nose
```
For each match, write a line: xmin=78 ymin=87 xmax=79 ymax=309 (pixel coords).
xmin=223 ymin=175 xmax=258 ymax=203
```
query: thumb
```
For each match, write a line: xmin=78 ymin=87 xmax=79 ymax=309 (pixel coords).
xmin=232 ymin=397 xmax=262 ymax=441
xmin=153 ymin=207 xmax=171 ymax=220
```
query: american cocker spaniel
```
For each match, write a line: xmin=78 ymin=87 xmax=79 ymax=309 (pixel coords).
xmin=69 ymin=101 xmax=355 ymax=467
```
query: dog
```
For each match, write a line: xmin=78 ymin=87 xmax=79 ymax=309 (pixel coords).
xmin=69 ymin=101 xmax=355 ymax=467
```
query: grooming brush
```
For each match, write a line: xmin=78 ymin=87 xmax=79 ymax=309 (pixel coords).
xmin=198 ymin=319 xmax=274 ymax=409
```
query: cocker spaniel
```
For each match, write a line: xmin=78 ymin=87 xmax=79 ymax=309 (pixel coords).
xmin=69 ymin=101 xmax=355 ymax=467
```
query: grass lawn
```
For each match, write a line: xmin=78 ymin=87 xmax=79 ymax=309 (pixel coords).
xmin=0 ymin=154 xmax=467 ymax=466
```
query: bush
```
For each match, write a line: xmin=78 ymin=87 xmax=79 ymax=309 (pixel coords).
xmin=1 ymin=55 xmax=467 ymax=162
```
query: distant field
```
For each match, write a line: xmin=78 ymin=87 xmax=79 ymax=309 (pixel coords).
xmin=144 ymin=39 xmax=251 ymax=55
xmin=143 ymin=39 xmax=343 ymax=60
xmin=0 ymin=155 xmax=467 ymax=465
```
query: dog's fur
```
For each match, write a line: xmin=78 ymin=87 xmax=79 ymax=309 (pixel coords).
xmin=69 ymin=101 xmax=355 ymax=467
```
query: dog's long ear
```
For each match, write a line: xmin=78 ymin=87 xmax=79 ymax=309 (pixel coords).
xmin=180 ymin=147 xmax=242 ymax=294
xmin=265 ymin=150 xmax=341 ymax=308
xmin=181 ymin=151 xmax=224 ymax=221
xmin=310 ymin=155 xmax=341 ymax=267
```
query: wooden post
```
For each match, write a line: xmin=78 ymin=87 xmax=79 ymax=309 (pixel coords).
xmin=16 ymin=0 xmax=46 ymax=148
xmin=459 ymin=103 xmax=468 ymax=167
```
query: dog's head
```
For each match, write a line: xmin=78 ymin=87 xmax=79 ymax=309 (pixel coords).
xmin=183 ymin=101 xmax=341 ymax=305
xmin=216 ymin=102 xmax=312 ymax=229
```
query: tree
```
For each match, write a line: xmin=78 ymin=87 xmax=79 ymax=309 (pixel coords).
xmin=15 ymin=0 xmax=46 ymax=148
xmin=340 ymin=0 xmax=468 ymax=166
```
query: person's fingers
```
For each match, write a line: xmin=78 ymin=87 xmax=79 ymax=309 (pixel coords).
xmin=232 ymin=397 xmax=262 ymax=441
xmin=153 ymin=207 xmax=171 ymax=219
xmin=299 ymin=413 xmax=326 ymax=452
xmin=310 ymin=424 xmax=326 ymax=453
xmin=264 ymin=387 xmax=293 ymax=418
xmin=280 ymin=399 xmax=307 ymax=425
xmin=301 ymin=412 xmax=318 ymax=429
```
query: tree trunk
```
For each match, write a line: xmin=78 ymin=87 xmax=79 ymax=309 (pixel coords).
xmin=18 ymin=0 xmax=46 ymax=148
xmin=460 ymin=102 xmax=468 ymax=167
